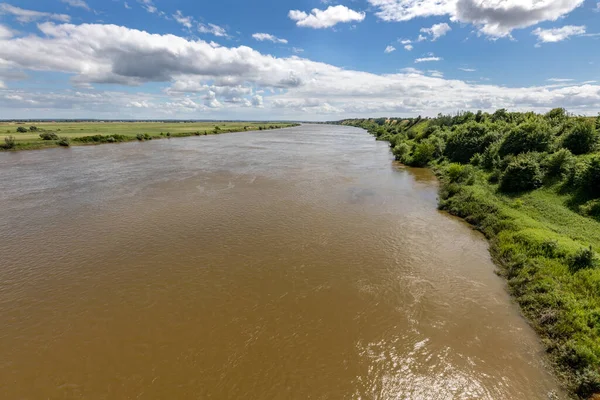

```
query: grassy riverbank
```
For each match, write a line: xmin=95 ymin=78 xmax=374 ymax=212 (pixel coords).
xmin=0 ymin=121 xmax=298 ymax=151
xmin=339 ymin=111 xmax=600 ymax=399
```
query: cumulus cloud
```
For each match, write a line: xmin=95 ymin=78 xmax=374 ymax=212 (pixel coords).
xmin=428 ymin=70 xmax=444 ymax=77
xmin=420 ymin=22 xmax=451 ymax=40
xmin=404 ymin=44 xmax=413 ymax=50
xmin=532 ymin=25 xmax=586 ymax=45
xmin=61 ymin=0 xmax=91 ymax=11
xmin=252 ymin=33 xmax=288 ymax=44
xmin=384 ymin=45 xmax=396 ymax=53
xmin=198 ymin=22 xmax=228 ymax=37
xmin=288 ymin=5 xmax=365 ymax=29
xmin=0 ymin=3 xmax=70 ymax=23
xmin=173 ymin=10 xmax=193 ymax=29
xmin=367 ymin=0 xmax=585 ymax=37
xmin=1 ymin=22 xmax=600 ymax=118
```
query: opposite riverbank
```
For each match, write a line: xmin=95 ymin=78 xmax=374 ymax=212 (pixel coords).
xmin=339 ymin=111 xmax=600 ymax=399
xmin=0 ymin=121 xmax=299 ymax=151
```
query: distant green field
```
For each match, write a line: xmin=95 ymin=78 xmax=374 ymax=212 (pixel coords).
xmin=0 ymin=121 xmax=297 ymax=150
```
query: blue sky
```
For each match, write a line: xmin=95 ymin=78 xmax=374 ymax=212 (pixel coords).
xmin=0 ymin=0 xmax=599 ymax=120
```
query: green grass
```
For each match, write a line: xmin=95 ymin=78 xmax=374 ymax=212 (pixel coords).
xmin=437 ymin=170 xmax=600 ymax=398
xmin=0 ymin=121 xmax=298 ymax=151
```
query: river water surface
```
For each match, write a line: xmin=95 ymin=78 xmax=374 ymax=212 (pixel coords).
xmin=0 ymin=124 xmax=562 ymax=399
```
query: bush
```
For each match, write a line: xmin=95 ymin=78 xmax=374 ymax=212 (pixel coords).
xmin=562 ymin=120 xmax=598 ymax=155
xmin=444 ymin=122 xmax=496 ymax=163
xmin=581 ymin=156 xmax=600 ymax=197
xmin=2 ymin=135 xmax=16 ymax=149
xmin=544 ymin=148 xmax=575 ymax=179
xmin=16 ymin=126 xmax=27 ymax=133
xmin=569 ymin=246 xmax=598 ymax=272
xmin=445 ymin=163 xmax=476 ymax=185
xmin=499 ymin=153 xmax=544 ymax=192
xmin=39 ymin=132 xmax=59 ymax=140
xmin=57 ymin=137 xmax=70 ymax=147
xmin=136 ymin=133 xmax=145 ymax=141
xmin=392 ymin=142 xmax=412 ymax=164
xmin=411 ymin=142 xmax=436 ymax=167
xmin=29 ymin=126 xmax=38 ymax=131
xmin=499 ymin=121 xmax=553 ymax=156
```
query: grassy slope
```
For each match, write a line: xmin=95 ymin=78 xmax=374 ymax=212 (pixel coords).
xmin=342 ymin=117 xmax=600 ymax=399
xmin=0 ymin=121 xmax=297 ymax=150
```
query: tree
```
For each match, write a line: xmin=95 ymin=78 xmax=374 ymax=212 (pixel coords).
xmin=16 ymin=127 xmax=27 ymax=133
xmin=499 ymin=153 xmax=544 ymax=192
xmin=562 ymin=120 xmax=598 ymax=155
xmin=499 ymin=121 xmax=553 ymax=156
xmin=444 ymin=122 xmax=496 ymax=163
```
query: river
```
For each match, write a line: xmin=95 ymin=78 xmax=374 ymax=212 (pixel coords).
xmin=0 ymin=124 xmax=563 ymax=399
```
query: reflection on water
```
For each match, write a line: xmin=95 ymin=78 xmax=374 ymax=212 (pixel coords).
xmin=0 ymin=125 xmax=562 ymax=399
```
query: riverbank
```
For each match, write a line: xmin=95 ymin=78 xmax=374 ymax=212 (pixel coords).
xmin=0 ymin=121 xmax=299 ymax=151
xmin=339 ymin=112 xmax=600 ymax=399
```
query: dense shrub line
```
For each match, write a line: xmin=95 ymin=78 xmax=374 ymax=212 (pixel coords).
xmin=340 ymin=109 xmax=600 ymax=398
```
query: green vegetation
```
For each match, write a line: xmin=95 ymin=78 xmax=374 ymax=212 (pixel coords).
xmin=0 ymin=121 xmax=298 ymax=151
xmin=340 ymin=110 xmax=600 ymax=398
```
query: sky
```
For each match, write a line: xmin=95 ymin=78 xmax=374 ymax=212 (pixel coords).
xmin=0 ymin=0 xmax=599 ymax=120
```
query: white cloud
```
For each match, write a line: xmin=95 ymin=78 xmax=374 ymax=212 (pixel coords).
xmin=0 ymin=24 xmax=13 ymax=39
xmin=0 ymin=3 xmax=70 ymax=23
xmin=384 ymin=45 xmax=396 ymax=53
xmin=61 ymin=0 xmax=91 ymax=11
xmin=428 ymin=70 xmax=444 ymax=77
xmin=367 ymin=0 xmax=585 ymax=38
xmin=198 ymin=23 xmax=228 ymax=37
xmin=138 ymin=0 xmax=156 ymax=13
xmin=288 ymin=5 xmax=365 ymax=29
xmin=415 ymin=54 xmax=442 ymax=63
xmin=416 ymin=34 xmax=427 ymax=42
xmin=173 ymin=10 xmax=193 ymax=29
xmin=252 ymin=33 xmax=288 ymax=44
xmin=420 ymin=22 xmax=451 ymax=40
xmin=251 ymin=94 xmax=263 ymax=107
xmin=124 ymin=2 xmax=131 ymax=10
xmin=0 ymin=80 xmax=5 ymax=89
xmin=595 ymin=2 xmax=600 ymax=11
xmin=404 ymin=44 xmax=413 ymax=50
xmin=459 ymin=67 xmax=476 ymax=72
xmin=399 ymin=39 xmax=412 ymax=44
xmin=292 ymin=47 xmax=304 ymax=53
xmin=1 ymin=22 xmax=600 ymax=118
xmin=547 ymin=78 xmax=574 ymax=82
xmin=532 ymin=25 xmax=586 ymax=45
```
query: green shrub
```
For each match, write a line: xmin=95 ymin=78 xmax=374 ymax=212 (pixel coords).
xmin=562 ymin=120 xmax=598 ymax=155
xmin=57 ymin=137 xmax=70 ymax=147
xmin=16 ymin=126 xmax=27 ymax=133
xmin=499 ymin=153 xmax=544 ymax=192
xmin=411 ymin=142 xmax=436 ymax=167
xmin=39 ymin=132 xmax=59 ymax=140
xmin=2 ymin=135 xmax=16 ymax=149
xmin=445 ymin=163 xmax=476 ymax=185
xmin=569 ymin=246 xmax=597 ymax=272
xmin=499 ymin=121 xmax=553 ymax=156
xmin=29 ymin=126 xmax=38 ymax=131
xmin=444 ymin=122 xmax=495 ymax=163
xmin=392 ymin=142 xmax=412 ymax=164
xmin=136 ymin=133 xmax=145 ymax=141
xmin=481 ymin=140 xmax=501 ymax=170
xmin=544 ymin=148 xmax=575 ymax=179
xmin=581 ymin=156 xmax=600 ymax=197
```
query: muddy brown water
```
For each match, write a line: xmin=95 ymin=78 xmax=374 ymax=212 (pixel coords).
xmin=0 ymin=124 xmax=563 ymax=399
